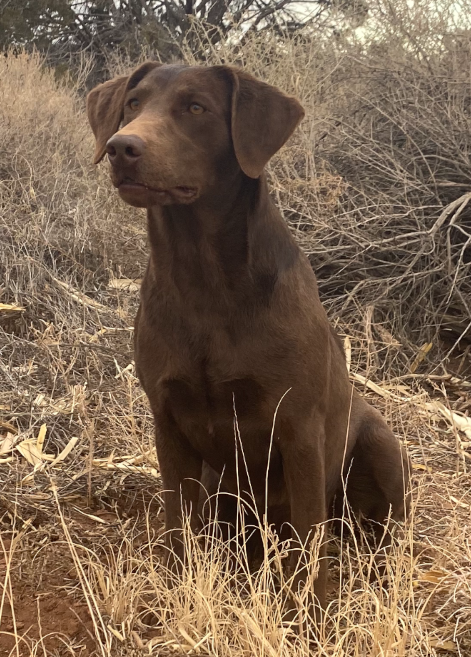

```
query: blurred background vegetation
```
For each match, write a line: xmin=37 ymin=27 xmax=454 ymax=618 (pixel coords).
xmin=0 ymin=1 xmax=368 ymax=72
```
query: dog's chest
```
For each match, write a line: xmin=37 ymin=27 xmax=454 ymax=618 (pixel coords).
xmin=161 ymin=373 xmax=279 ymax=469
xmin=135 ymin=289 xmax=296 ymax=471
xmin=162 ymin=375 xmax=266 ymax=433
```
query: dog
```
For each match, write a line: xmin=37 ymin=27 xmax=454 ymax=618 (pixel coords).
xmin=87 ymin=62 xmax=410 ymax=619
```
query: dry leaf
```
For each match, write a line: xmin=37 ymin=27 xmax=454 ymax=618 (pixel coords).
xmin=418 ymin=568 xmax=448 ymax=584
xmin=429 ymin=638 xmax=457 ymax=652
xmin=50 ymin=436 xmax=79 ymax=466
xmin=107 ymin=625 xmax=125 ymax=642
xmin=36 ymin=423 xmax=47 ymax=451
xmin=425 ymin=401 xmax=471 ymax=440
xmin=32 ymin=387 xmax=87 ymax=416
xmin=16 ymin=439 xmax=54 ymax=466
xmin=0 ymin=432 xmax=16 ymax=456
xmin=412 ymin=463 xmax=432 ymax=472
xmin=410 ymin=342 xmax=433 ymax=373
xmin=449 ymin=495 xmax=470 ymax=509
xmin=352 ymin=373 xmax=419 ymax=402
xmin=0 ymin=303 xmax=25 ymax=315
xmin=72 ymin=507 xmax=109 ymax=525
xmin=50 ymin=274 xmax=108 ymax=311
xmin=108 ymin=278 xmax=142 ymax=293
xmin=33 ymin=393 xmax=46 ymax=407
xmin=16 ymin=440 xmax=41 ymax=466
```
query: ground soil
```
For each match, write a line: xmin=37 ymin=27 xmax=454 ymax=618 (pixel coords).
xmin=0 ymin=537 xmax=95 ymax=656
xmin=0 ymin=490 xmax=164 ymax=656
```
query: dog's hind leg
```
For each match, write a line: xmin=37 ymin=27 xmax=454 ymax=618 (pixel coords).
xmin=335 ymin=404 xmax=411 ymax=575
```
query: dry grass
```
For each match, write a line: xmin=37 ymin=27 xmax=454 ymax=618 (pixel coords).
xmin=0 ymin=30 xmax=470 ymax=657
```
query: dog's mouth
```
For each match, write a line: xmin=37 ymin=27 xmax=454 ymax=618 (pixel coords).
xmin=116 ymin=178 xmax=199 ymax=206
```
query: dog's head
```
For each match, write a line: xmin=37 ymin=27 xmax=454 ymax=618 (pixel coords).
xmin=87 ymin=63 xmax=304 ymax=207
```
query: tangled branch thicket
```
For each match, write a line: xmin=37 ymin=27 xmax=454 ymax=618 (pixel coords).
xmin=314 ymin=35 xmax=471 ymax=373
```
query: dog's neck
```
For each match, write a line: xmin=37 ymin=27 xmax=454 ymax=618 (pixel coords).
xmin=145 ymin=172 xmax=299 ymax=307
xmin=148 ymin=170 xmax=261 ymax=243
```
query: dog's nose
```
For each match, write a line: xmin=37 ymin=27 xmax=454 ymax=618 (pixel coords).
xmin=106 ymin=134 xmax=145 ymax=164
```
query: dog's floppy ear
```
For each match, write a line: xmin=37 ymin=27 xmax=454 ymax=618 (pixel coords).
xmin=228 ymin=68 xmax=305 ymax=179
xmin=87 ymin=75 xmax=128 ymax=164
xmin=86 ymin=62 xmax=162 ymax=164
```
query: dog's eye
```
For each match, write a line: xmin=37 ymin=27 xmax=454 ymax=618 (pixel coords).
xmin=189 ymin=103 xmax=205 ymax=115
xmin=129 ymin=98 xmax=140 ymax=111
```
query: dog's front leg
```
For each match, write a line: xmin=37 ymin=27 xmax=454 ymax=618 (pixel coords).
xmin=279 ymin=431 xmax=328 ymax=625
xmin=154 ymin=420 xmax=203 ymax=572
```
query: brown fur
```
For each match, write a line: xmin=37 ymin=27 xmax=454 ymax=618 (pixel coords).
xmin=87 ymin=62 xmax=411 ymax=618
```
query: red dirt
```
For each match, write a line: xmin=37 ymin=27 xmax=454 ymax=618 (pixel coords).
xmin=0 ymin=494 xmax=163 ymax=657
xmin=0 ymin=533 xmax=96 ymax=656
xmin=0 ymin=587 xmax=94 ymax=656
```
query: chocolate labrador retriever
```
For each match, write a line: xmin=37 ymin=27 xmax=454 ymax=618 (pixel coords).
xmin=87 ymin=62 xmax=410 ymax=619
